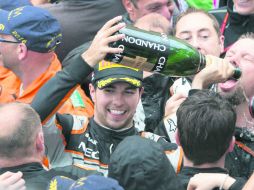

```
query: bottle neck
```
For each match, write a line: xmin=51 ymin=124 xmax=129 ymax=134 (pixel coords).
xmin=199 ymin=53 xmax=207 ymax=71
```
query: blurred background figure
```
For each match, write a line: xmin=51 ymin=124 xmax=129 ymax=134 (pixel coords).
xmin=185 ymin=0 xmax=228 ymax=11
xmin=154 ymin=8 xmax=234 ymax=140
xmin=210 ymin=0 xmax=254 ymax=55
xmin=38 ymin=0 xmax=126 ymax=61
xmin=122 ymin=0 xmax=175 ymax=23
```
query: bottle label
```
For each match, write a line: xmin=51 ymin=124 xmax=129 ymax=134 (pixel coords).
xmin=106 ymin=27 xmax=170 ymax=73
xmin=122 ymin=35 xmax=167 ymax=52
xmin=121 ymin=56 xmax=154 ymax=71
xmin=110 ymin=44 xmax=125 ymax=63
xmin=153 ymin=55 xmax=168 ymax=73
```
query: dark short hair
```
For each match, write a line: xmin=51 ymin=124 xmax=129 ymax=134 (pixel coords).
xmin=239 ymin=32 xmax=254 ymax=40
xmin=0 ymin=103 xmax=41 ymax=158
xmin=176 ymin=90 xmax=236 ymax=165
xmin=174 ymin=8 xmax=221 ymax=37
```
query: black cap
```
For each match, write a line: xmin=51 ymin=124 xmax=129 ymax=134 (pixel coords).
xmin=92 ymin=61 xmax=143 ymax=89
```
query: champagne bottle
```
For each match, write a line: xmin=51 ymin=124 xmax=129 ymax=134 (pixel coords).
xmin=104 ymin=25 xmax=241 ymax=78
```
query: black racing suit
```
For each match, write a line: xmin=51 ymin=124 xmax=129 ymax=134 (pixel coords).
xmin=31 ymin=53 xmax=182 ymax=176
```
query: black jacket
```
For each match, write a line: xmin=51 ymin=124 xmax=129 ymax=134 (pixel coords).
xmin=0 ymin=162 xmax=99 ymax=190
xmin=108 ymin=136 xmax=184 ymax=190
xmin=225 ymin=127 xmax=254 ymax=179
xmin=141 ymin=74 xmax=174 ymax=132
xmin=179 ymin=166 xmax=246 ymax=190
xmin=210 ymin=0 xmax=254 ymax=54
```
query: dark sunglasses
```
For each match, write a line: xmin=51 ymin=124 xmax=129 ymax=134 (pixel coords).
xmin=0 ymin=37 xmax=19 ymax=44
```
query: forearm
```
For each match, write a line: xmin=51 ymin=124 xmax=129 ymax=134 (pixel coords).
xmin=32 ymin=15 xmax=125 ymax=124
xmin=187 ymin=173 xmax=246 ymax=190
xmin=31 ymin=54 xmax=93 ymax=124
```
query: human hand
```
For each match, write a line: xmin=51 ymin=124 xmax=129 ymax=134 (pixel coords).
xmin=192 ymin=55 xmax=235 ymax=89
xmin=164 ymin=92 xmax=186 ymax=118
xmin=187 ymin=173 xmax=235 ymax=190
xmin=30 ymin=0 xmax=49 ymax=5
xmin=82 ymin=16 xmax=126 ymax=67
xmin=0 ymin=171 xmax=26 ymax=190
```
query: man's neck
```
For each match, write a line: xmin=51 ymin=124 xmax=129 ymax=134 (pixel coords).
xmin=0 ymin=157 xmax=42 ymax=168
xmin=16 ymin=52 xmax=53 ymax=89
xmin=236 ymin=102 xmax=254 ymax=128
xmin=183 ymin=155 xmax=225 ymax=169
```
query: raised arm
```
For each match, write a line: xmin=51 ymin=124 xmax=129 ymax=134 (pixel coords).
xmin=31 ymin=16 xmax=125 ymax=124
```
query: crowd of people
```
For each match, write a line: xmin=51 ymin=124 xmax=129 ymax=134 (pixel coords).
xmin=0 ymin=0 xmax=254 ymax=190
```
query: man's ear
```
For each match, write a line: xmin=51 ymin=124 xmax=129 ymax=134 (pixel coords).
xmin=36 ymin=130 xmax=45 ymax=153
xmin=122 ymin=0 xmax=135 ymax=16
xmin=175 ymin=129 xmax=181 ymax=146
xmin=227 ymin=136 xmax=235 ymax=153
xmin=17 ymin=43 xmax=28 ymax=60
xmin=89 ymin=83 xmax=96 ymax=103
xmin=219 ymin=35 xmax=225 ymax=54
xmin=139 ymin=87 xmax=144 ymax=96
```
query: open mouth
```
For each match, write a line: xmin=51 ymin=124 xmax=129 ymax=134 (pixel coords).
xmin=108 ymin=109 xmax=126 ymax=115
xmin=218 ymin=78 xmax=238 ymax=92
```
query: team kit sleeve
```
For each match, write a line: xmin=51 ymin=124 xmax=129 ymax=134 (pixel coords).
xmin=31 ymin=54 xmax=93 ymax=124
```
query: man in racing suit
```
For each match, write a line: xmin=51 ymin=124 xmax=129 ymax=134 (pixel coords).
xmin=32 ymin=16 xmax=182 ymax=176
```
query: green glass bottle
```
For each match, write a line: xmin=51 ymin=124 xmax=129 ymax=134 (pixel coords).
xmin=104 ymin=24 xmax=207 ymax=77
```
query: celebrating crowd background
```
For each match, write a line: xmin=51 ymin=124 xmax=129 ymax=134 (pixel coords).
xmin=1 ymin=0 xmax=254 ymax=190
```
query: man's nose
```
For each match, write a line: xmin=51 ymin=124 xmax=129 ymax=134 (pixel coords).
xmin=112 ymin=93 xmax=124 ymax=106
xmin=161 ymin=5 xmax=173 ymax=21
xmin=227 ymin=55 xmax=240 ymax=67
xmin=190 ymin=38 xmax=202 ymax=52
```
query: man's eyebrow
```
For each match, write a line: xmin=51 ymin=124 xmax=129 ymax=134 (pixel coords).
xmin=198 ymin=28 xmax=211 ymax=33
xmin=177 ymin=30 xmax=191 ymax=35
xmin=125 ymin=86 xmax=139 ymax=90
xmin=145 ymin=0 xmax=173 ymax=8
xmin=177 ymin=28 xmax=210 ymax=34
xmin=145 ymin=2 xmax=162 ymax=9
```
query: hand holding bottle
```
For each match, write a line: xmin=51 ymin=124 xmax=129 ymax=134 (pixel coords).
xmin=81 ymin=16 xmax=125 ymax=67
xmin=192 ymin=55 xmax=241 ymax=89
